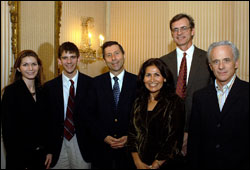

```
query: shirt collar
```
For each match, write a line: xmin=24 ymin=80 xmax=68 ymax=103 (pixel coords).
xmin=109 ymin=70 xmax=125 ymax=81
xmin=215 ymin=74 xmax=236 ymax=92
xmin=176 ymin=44 xmax=194 ymax=57
xmin=62 ymin=70 xmax=79 ymax=84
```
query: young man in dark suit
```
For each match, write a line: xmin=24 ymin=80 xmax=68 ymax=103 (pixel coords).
xmin=188 ymin=41 xmax=249 ymax=169
xmin=87 ymin=41 xmax=137 ymax=169
xmin=43 ymin=42 xmax=93 ymax=168
xmin=160 ymin=14 xmax=213 ymax=160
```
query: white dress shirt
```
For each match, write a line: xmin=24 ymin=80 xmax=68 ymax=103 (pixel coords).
xmin=215 ymin=74 xmax=236 ymax=111
xmin=109 ymin=70 xmax=125 ymax=91
xmin=62 ymin=71 xmax=79 ymax=119
xmin=176 ymin=44 xmax=195 ymax=84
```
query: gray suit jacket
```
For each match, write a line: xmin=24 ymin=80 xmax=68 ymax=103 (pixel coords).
xmin=160 ymin=46 xmax=213 ymax=131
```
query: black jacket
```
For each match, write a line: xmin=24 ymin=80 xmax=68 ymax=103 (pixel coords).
xmin=188 ymin=77 xmax=249 ymax=169
xmin=86 ymin=71 xmax=137 ymax=167
xmin=43 ymin=72 xmax=93 ymax=167
xmin=2 ymin=79 xmax=48 ymax=168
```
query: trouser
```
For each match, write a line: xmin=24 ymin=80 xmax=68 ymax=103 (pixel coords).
xmin=51 ymin=135 xmax=91 ymax=169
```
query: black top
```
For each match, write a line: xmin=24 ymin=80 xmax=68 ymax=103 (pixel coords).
xmin=2 ymin=79 xmax=48 ymax=168
xmin=127 ymin=95 xmax=185 ymax=167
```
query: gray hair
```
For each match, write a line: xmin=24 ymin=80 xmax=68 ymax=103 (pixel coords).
xmin=207 ymin=40 xmax=239 ymax=63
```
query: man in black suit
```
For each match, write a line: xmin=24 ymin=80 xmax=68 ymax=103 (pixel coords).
xmin=43 ymin=42 xmax=93 ymax=168
xmin=188 ymin=41 xmax=249 ymax=169
xmin=87 ymin=41 xmax=137 ymax=169
xmin=160 ymin=14 xmax=213 ymax=158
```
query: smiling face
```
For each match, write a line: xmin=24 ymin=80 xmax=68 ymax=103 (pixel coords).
xmin=171 ymin=17 xmax=194 ymax=51
xmin=104 ymin=44 xmax=125 ymax=76
xmin=143 ymin=65 xmax=166 ymax=96
xmin=209 ymin=45 xmax=239 ymax=88
xmin=17 ymin=56 xmax=39 ymax=81
xmin=58 ymin=51 xmax=79 ymax=78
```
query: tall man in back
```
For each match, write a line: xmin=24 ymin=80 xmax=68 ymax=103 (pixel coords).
xmin=87 ymin=41 xmax=137 ymax=169
xmin=43 ymin=42 xmax=93 ymax=168
xmin=160 ymin=13 xmax=213 ymax=159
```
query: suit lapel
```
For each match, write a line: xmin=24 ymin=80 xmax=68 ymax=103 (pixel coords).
xmin=104 ymin=73 xmax=115 ymax=106
xmin=74 ymin=74 xmax=85 ymax=109
xmin=187 ymin=47 xmax=202 ymax=92
xmin=118 ymin=71 xmax=129 ymax=107
xmin=220 ymin=77 xmax=240 ymax=117
xmin=208 ymin=86 xmax=221 ymax=118
xmin=56 ymin=76 xmax=65 ymax=120
xmin=168 ymin=52 xmax=178 ymax=85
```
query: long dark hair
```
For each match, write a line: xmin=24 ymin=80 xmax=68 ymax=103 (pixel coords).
xmin=137 ymin=58 xmax=175 ymax=103
xmin=10 ymin=50 xmax=44 ymax=88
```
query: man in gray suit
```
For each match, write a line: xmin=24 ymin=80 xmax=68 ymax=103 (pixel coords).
xmin=160 ymin=13 xmax=213 ymax=159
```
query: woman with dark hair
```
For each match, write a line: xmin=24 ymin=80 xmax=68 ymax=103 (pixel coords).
xmin=127 ymin=58 xmax=185 ymax=169
xmin=2 ymin=50 xmax=52 ymax=169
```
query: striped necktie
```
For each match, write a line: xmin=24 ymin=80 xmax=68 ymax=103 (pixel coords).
xmin=64 ymin=80 xmax=75 ymax=141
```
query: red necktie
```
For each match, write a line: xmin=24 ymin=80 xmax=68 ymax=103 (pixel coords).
xmin=176 ymin=52 xmax=187 ymax=99
xmin=64 ymin=80 xmax=75 ymax=141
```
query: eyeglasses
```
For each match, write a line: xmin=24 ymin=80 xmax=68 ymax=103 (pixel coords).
xmin=172 ymin=26 xmax=191 ymax=33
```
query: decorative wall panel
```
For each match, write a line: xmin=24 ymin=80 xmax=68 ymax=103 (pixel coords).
xmin=109 ymin=1 xmax=249 ymax=81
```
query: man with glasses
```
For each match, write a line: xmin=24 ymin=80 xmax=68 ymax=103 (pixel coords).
xmin=160 ymin=13 xmax=213 ymax=167
xmin=86 ymin=41 xmax=137 ymax=169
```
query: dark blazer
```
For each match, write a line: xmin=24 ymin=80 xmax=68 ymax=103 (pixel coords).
xmin=127 ymin=95 xmax=185 ymax=168
xmin=43 ymin=72 xmax=93 ymax=167
xmin=160 ymin=46 xmax=213 ymax=131
xmin=188 ymin=77 xmax=249 ymax=169
xmin=2 ymin=79 xmax=48 ymax=169
xmin=87 ymin=71 xmax=137 ymax=168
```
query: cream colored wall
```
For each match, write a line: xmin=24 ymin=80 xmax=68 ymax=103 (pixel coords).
xmin=1 ymin=2 xmax=10 ymax=170
xmin=1 ymin=1 xmax=249 ymax=167
xmin=5 ymin=1 xmax=249 ymax=82
xmin=109 ymin=1 xmax=249 ymax=81
xmin=19 ymin=1 xmax=55 ymax=81
xmin=1 ymin=1 xmax=13 ymax=92
xmin=60 ymin=1 xmax=107 ymax=77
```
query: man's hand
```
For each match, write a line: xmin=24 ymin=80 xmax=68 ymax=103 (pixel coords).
xmin=104 ymin=135 xmax=127 ymax=149
xmin=111 ymin=136 xmax=127 ymax=149
xmin=45 ymin=154 xmax=52 ymax=169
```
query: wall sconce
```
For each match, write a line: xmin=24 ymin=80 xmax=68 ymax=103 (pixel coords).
xmin=80 ymin=17 xmax=104 ymax=67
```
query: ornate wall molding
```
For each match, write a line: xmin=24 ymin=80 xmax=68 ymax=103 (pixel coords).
xmin=8 ymin=1 xmax=19 ymax=60
xmin=54 ymin=1 xmax=62 ymax=76
xmin=8 ymin=1 xmax=62 ymax=79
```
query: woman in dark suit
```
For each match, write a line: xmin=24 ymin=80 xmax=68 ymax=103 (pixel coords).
xmin=2 ymin=50 xmax=52 ymax=169
xmin=127 ymin=58 xmax=185 ymax=169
